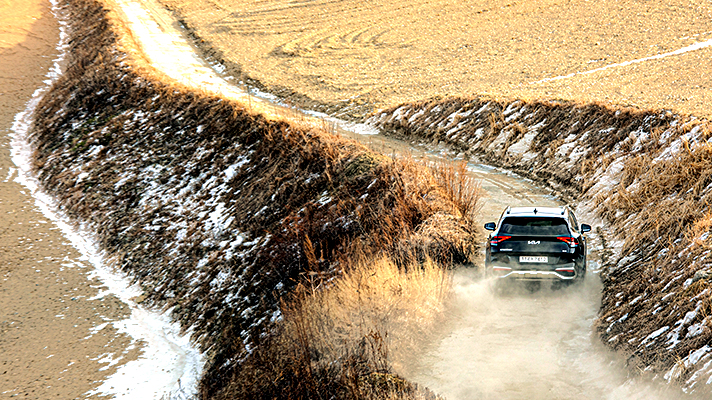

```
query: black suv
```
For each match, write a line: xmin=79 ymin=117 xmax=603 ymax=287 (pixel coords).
xmin=484 ymin=206 xmax=590 ymax=285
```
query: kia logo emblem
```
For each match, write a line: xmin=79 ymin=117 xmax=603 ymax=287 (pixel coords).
xmin=528 ymin=240 xmax=540 ymax=245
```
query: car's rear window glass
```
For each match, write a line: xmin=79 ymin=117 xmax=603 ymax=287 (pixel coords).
xmin=499 ymin=217 xmax=570 ymax=236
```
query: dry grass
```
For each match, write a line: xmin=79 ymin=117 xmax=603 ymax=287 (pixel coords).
xmin=598 ymin=142 xmax=712 ymax=256
xmin=690 ymin=211 xmax=712 ymax=246
xmin=427 ymin=160 xmax=482 ymax=224
xmin=373 ymin=96 xmax=679 ymax=199
xmin=212 ymin=256 xmax=447 ymax=400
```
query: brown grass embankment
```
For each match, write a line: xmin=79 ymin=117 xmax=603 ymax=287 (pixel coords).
xmin=214 ymin=160 xmax=480 ymax=399
xmin=217 ymin=257 xmax=447 ymax=400
xmin=368 ymin=97 xmax=712 ymax=391
xmin=29 ymin=0 xmax=478 ymax=398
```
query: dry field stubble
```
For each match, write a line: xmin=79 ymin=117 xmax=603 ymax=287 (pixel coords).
xmin=160 ymin=0 xmax=712 ymax=119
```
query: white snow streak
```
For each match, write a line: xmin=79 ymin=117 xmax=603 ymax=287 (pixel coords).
xmin=533 ymin=39 xmax=712 ymax=84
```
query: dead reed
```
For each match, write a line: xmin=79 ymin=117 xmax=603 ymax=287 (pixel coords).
xmin=213 ymin=256 xmax=446 ymax=400
xmin=427 ymin=160 xmax=482 ymax=224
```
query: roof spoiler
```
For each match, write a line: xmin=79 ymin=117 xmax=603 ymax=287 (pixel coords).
xmin=506 ymin=206 xmax=566 ymax=215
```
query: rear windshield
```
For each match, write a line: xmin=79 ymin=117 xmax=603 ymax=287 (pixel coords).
xmin=499 ymin=217 xmax=570 ymax=236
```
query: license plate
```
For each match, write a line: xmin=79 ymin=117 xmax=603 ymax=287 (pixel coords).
xmin=520 ymin=256 xmax=548 ymax=263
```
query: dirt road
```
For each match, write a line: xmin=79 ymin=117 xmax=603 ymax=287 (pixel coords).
xmin=403 ymin=270 xmax=685 ymax=400
xmin=0 ymin=1 xmax=140 ymax=398
xmin=104 ymin=0 xmax=697 ymax=397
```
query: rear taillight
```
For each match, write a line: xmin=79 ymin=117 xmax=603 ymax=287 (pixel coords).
xmin=555 ymin=267 xmax=576 ymax=277
xmin=557 ymin=236 xmax=578 ymax=246
xmin=555 ymin=267 xmax=575 ymax=273
xmin=490 ymin=235 xmax=511 ymax=244
xmin=492 ymin=266 xmax=512 ymax=275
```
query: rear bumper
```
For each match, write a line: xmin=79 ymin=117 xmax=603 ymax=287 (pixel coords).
xmin=489 ymin=262 xmax=578 ymax=281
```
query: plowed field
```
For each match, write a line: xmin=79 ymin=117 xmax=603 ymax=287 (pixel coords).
xmin=160 ymin=0 xmax=712 ymax=118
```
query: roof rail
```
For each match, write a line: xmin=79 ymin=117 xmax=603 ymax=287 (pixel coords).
xmin=506 ymin=206 xmax=511 ymax=214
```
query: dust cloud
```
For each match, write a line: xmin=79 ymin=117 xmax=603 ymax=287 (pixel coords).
xmin=400 ymin=268 xmax=691 ymax=400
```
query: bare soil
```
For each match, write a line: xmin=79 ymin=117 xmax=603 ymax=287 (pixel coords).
xmin=159 ymin=0 xmax=712 ymax=119
xmin=0 ymin=1 xmax=137 ymax=398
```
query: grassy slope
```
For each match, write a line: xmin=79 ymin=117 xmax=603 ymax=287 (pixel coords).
xmin=30 ymin=0 xmax=476 ymax=398
xmin=368 ymin=97 xmax=712 ymax=392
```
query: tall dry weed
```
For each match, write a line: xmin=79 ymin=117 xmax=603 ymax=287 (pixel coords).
xmin=288 ymin=256 xmax=448 ymax=396
xmin=428 ymin=160 xmax=482 ymax=224
xmin=219 ymin=257 xmax=447 ymax=400
xmin=688 ymin=210 xmax=712 ymax=246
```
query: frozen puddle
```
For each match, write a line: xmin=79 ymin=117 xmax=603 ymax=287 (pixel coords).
xmin=10 ymin=0 xmax=203 ymax=398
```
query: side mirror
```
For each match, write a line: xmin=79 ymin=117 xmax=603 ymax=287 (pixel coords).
xmin=581 ymin=224 xmax=591 ymax=233
xmin=484 ymin=222 xmax=496 ymax=231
